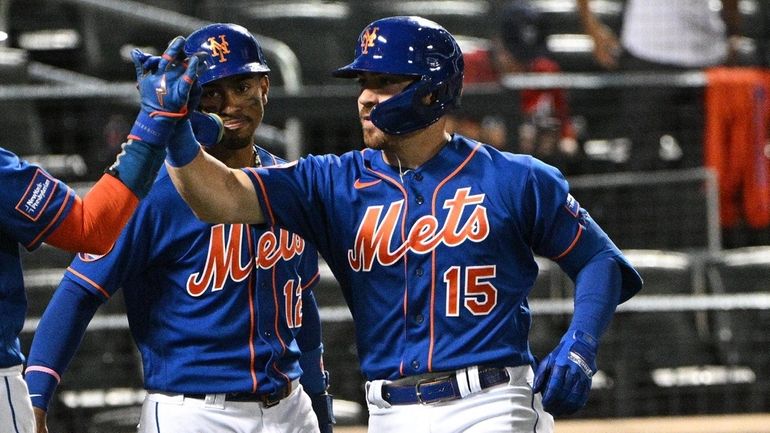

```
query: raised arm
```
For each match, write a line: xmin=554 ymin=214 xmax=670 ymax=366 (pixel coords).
xmin=43 ymin=37 xmax=201 ymax=253
xmin=576 ymin=0 xmax=621 ymax=69
xmin=165 ymin=119 xmax=265 ymax=224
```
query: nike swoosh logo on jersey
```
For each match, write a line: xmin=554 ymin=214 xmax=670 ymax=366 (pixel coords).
xmin=29 ymin=394 xmax=42 ymax=398
xmin=353 ymin=179 xmax=382 ymax=189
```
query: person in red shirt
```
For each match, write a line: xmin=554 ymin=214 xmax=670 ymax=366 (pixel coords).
xmin=448 ymin=0 xmax=581 ymax=172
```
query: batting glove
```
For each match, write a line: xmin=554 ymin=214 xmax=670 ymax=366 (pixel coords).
xmin=533 ymin=329 xmax=598 ymax=416
xmin=128 ymin=36 xmax=203 ymax=147
xmin=189 ymin=111 xmax=224 ymax=147
xmin=310 ymin=384 xmax=335 ymax=433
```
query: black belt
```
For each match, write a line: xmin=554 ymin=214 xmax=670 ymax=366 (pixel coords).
xmin=183 ymin=381 xmax=294 ymax=407
xmin=382 ymin=366 xmax=510 ymax=405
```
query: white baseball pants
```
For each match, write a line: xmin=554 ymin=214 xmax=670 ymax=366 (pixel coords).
xmin=138 ymin=382 xmax=319 ymax=433
xmin=1 ymin=365 xmax=35 ymax=433
xmin=365 ymin=365 xmax=554 ymax=433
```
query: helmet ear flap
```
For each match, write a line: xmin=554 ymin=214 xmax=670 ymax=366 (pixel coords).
xmin=371 ymin=76 xmax=459 ymax=135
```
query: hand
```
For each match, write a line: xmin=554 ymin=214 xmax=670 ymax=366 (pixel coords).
xmin=533 ymin=330 xmax=598 ymax=416
xmin=128 ymin=36 xmax=204 ymax=147
xmin=309 ymin=391 xmax=335 ymax=433
xmin=34 ymin=407 xmax=48 ymax=433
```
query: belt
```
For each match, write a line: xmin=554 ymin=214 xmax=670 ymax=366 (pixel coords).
xmin=382 ymin=366 xmax=510 ymax=405
xmin=183 ymin=380 xmax=295 ymax=407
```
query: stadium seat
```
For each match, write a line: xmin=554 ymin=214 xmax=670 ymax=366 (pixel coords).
xmin=705 ymin=246 xmax=770 ymax=412
xmin=599 ymin=250 xmax=722 ymax=417
xmin=355 ymin=0 xmax=493 ymax=39
xmin=198 ymin=0 xmax=353 ymax=86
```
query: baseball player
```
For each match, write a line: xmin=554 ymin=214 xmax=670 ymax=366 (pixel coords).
xmin=25 ymin=24 xmax=333 ymax=433
xmin=0 ymin=37 xmax=200 ymax=433
xmin=161 ymin=16 xmax=643 ymax=432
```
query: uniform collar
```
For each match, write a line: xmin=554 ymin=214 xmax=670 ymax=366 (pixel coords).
xmin=364 ymin=134 xmax=480 ymax=182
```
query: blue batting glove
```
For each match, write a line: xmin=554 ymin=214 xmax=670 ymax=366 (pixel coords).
xmin=533 ymin=329 xmax=598 ymax=416
xmin=310 ymin=390 xmax=335 ymax=433
xmin=128 ymin=36 xmax=204 ymax=147
xmin=190 ymin=111 xmax=224 ymax=147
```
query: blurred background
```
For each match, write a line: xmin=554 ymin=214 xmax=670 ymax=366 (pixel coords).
xmin=10 ymin=0 xmax=770 ymax=431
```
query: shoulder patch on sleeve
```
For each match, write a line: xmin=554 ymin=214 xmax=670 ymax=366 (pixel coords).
xmin=15 ymin=169 xmax=58 ymax=221
xmin=564 ymin=193 xmax=580 ymax=218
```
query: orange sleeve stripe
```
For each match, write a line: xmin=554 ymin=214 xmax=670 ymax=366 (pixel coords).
xmin=46 ymin=174 xmax=139 ymax=254
xmin=301 ymin=271 xmax=320 ymax=291
xmin=245 ymin=168 xmax=276 ymax=225
xmin=66 ymin=266 xmax=111 ymax=299
xmin=27 ymin=185 xmax=72 ymax=249
xmin=552 ymin=224 xmax=584 ymax=261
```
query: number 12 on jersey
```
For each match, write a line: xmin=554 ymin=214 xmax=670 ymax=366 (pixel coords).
xmin=283 ymin=279 xmax=303 ymax=328
xmin=444 ymin=265 xmax=498 ymax=316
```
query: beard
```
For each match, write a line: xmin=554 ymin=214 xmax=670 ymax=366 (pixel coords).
xmin=361 ymin=121 xmax=388 ymax=150
xmin=220 ymin=130 xmax=254 ymax=150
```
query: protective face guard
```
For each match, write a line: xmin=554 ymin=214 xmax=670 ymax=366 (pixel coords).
xmin=370 ymin=74 xmax=463 ymax=136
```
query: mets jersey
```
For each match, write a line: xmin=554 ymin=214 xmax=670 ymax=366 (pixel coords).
xmin=33 ymin=147 xmax=320 ymax=394
xmin=0 ymin=147 xmax=75 ymax=368
xmin=244 ymin=134 xmax=641 ymax=381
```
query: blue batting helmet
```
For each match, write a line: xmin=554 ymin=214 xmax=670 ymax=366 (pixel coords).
xmin=185 ymin=23 xmax=270 ymax=85
xmin=333 ymin=16 xmax=464 ymax=135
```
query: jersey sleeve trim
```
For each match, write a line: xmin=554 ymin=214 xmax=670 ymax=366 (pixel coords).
xmin=551 ymin=224 xmax=584 ymax=261
xmin=244 ymin=167 xmax=277 ymax=226
xmin=25 ymin=365 xmax=61 ymax=383
xmin=26 ymin=188 xmax=73 ymax=249
xmin=66 ymin=266 xmax=111 ymax=300
xmin=301 ymin=271 xmax=320 ymax=291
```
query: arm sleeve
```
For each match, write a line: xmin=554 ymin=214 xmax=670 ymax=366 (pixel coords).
xmin=45 ymin=174 xmax=139 ymax=254
xmin=25 ymin=277 xmax=103 ymax=411
xmin=525 ymin=159 xmax=642 ymax=303
xmin=297 ymin=290 xmax=328 ymax=394
xmin=297 ymin=290 xmax=322 ymax=353
xmin=567 ymin=256 xmax=622 ymax=340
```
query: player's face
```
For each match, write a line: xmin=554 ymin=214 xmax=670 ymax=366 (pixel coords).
xmin=356 ymin=73 xmax=415 ymax=150
xmin=199 ymin=73 xmax=269 ymax=150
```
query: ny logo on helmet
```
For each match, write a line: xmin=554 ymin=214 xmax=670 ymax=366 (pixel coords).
xmin=360 ymin=27 xmax=378 ymax=55
xmin=208 ymin=35 xmax=230 ymax=63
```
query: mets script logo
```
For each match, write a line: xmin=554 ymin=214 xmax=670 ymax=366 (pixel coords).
xmin=208 ymin=35 xmax=230 ymax=63
xmin=186 ymin=224 xmax=305 ymax=297
xmin=360 ymin=27 xmax=378 ymax=54
xmin=348 ymin=188 xmax=489 ymax=272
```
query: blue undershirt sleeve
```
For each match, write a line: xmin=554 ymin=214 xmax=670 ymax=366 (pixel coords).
xmin=25 ymin=279 xmax=103 ymax=411
xmin=568 ymin=256 xmax=622 ymax=340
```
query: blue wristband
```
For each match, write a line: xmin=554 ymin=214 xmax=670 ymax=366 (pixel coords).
xmin=24 ymin=371 xmax=58 ymax=411
xmin=166 ymin=119 xmax=202 ymax=167
xmin=129 ymin=110 xmax=176 ymax=147
xmin=106 ymin=139 xmax=166 ymax=198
